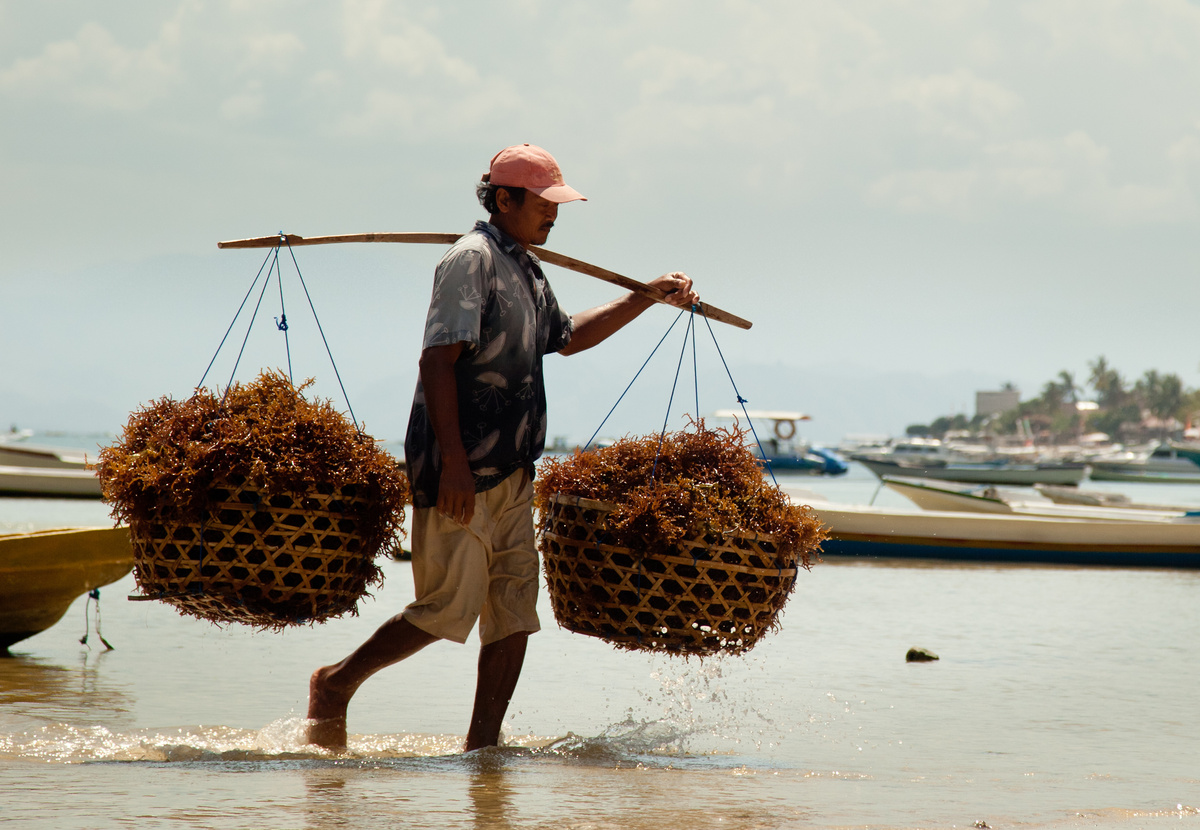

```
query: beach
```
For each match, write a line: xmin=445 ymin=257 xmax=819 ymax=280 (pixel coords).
xmin=2 ymin=462 xmax=1199 ymax=829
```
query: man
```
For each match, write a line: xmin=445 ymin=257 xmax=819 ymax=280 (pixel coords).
xmin=307 ymin=143 xmax=698 ymax=751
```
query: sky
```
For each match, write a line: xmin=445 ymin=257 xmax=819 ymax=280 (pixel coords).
xmin=3 ymin=0 xmax=1200 ymax=447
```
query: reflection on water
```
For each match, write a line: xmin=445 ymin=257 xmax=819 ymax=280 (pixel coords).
xmin=291 ymin=743 xmax=815 ymax=830
xmin=0 ymin=651 xmax=135 ymax=739
xmin=466 ymin=755 xmax=516 ymax=830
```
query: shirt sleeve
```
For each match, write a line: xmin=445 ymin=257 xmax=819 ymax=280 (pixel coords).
xmin=541 ymin=276 xmax=574 ymax=355
xmin=421 ymin=246 xmax=488 ymax=351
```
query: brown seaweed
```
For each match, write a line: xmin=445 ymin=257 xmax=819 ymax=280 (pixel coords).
xmin=535 ymin=418 xmax=826 ymax=570
xmin=95 ymin=369 xmax=409 ymax=560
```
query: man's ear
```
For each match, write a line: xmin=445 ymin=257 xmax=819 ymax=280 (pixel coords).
xmin=494 ymin=187 xmax=514 ymax=214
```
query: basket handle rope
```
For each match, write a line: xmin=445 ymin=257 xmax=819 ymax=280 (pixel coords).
xmin=699 ymin=313 xmax=782 ymax=489
xmin=579 ymin=305 xmax=783 ymax=490
xmin=198 ymin=234 xmax=362 ymax=432
xmin=582 ymin=309 xmax=688 ymax=453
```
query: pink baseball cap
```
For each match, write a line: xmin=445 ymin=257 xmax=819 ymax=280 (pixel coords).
xmin=486 ymin=144 xmax=587 ymax=203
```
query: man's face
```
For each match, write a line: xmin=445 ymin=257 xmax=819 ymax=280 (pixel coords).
xmin=497 ymin=189 xmax=559 ymax=247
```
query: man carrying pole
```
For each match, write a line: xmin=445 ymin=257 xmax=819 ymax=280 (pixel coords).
xmin=306 ymin=143 xmax=699 ymax=750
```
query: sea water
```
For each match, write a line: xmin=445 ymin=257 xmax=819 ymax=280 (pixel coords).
xmin=2 ymin=461 xmax=1199 ymax=829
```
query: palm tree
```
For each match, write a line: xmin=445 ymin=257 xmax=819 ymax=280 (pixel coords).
xmin=1088 ymin=356 xmax=1126 ymax=408
xmin=1134 ymin=370 xmax=1185 ymax=438
xmin=1037 ymin=379 xmax=1065 ymax=414
xmin=1057 ymin=370 xmax=1078 ymax=404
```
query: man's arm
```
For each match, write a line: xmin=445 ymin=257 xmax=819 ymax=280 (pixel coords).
xmin=418 ymin=342 xmax=477 ymax=525
xmin=558 ymin=271 xmax=698 ymax=356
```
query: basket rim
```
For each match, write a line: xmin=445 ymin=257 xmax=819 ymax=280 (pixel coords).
xmin=545 ymin=492 xmax=783 ymax=545
xmin=547 ymin=493 xmax=617 ymax=511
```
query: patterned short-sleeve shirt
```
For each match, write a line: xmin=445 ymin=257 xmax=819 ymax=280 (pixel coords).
xmin=404 ymin=221 xmax=575 ymax=508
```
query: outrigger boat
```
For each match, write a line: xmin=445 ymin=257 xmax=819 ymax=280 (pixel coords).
xmin=785 ymin=487 xmax=1200 ymax=568
xmin=879 ymin=476 xmax=1194 ymax=522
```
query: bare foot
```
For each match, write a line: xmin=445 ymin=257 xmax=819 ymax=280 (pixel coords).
xmin=306 ymin=666 xmax=350 ymax=750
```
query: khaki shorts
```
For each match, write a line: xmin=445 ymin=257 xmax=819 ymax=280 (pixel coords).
xmin=402 ymin=468 xmax=540 ymax=645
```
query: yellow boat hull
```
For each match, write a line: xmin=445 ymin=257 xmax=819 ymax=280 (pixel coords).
xmin=0 ymin=526 xmax=134 ymax=650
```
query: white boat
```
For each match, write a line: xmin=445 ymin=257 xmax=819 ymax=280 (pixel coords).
xmin=795 ymin=494 xmax=1200 ymax=568
xmin=0 ymin=526 xmax=134 ymax=650
xmin=880 ymin=476 xmax=1190 ymax=522
xmin=1087 ymin=443 xmax=1200 ymax=483
xmin=0 ymin=464 xmax=102 ymax=498
xmin=0 ymin=437 xmax=90 ymax=469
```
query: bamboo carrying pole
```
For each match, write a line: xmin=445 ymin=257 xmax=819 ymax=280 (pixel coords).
xmin=217 ymin=232 xmax=752 ymax=330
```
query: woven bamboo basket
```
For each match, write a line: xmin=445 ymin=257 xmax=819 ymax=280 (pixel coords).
xmin=128 ymin=478 xmax=382 ymax=627
xmin=540 ymin=494 xmax=798 ymax=656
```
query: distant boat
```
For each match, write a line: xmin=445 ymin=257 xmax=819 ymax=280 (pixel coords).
xmin=0 ymin=434 xmax=101 ymax=497
xmin=1035 ymin=483 xmax=1197 ymax=512
xmin=711 ymin=409 xmax=848 ymax=475
xmin=1087 ymin=442 xmax=1200 ymax=483
xmin=1172 ymin=442 xmax=1200 ymax=466
xmin=852 ymin=454 xmax=1089 ymax=486
xmin=795 ymin=494 xmax=1200 ymax=568
xmin=0 ymin=437 xmax=90 ymax=470
xmin=0 ymin=526 xmax=134 ymax=650
xmin=880 ymin=476 xmax=1192 ymax=522
xmin=0 ymin=465 xmax=102 ymax=498
xmin=848 ymin=437 xmax=1088 ymax=485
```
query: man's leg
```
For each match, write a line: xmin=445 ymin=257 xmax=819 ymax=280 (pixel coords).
xmin=307 ymin=614 xmax=439 ymax=749
xmin=464 ymin=630 xmax=529 ymax=750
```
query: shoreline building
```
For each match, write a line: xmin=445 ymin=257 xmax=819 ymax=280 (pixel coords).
xmin=975 ymin=389 xmax=1020 ymax=419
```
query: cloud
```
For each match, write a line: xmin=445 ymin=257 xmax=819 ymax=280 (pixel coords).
xmin=1023 ymin=0 xmax=1200 ymax=62
xmin=219 ymin=83 xmax=265 ymax=121
xmin=0 ymin=18 xmax=182 ymax=111
xmin=317 ymin=0 xmax=525 ymax=138
xmin=332 ymin=83 xmax=523 ymax=137
xmin=867 ymin=129 xmax=1195 ymax=222
xmin=890 ymin=69 xmax=1024 ymax=141
xmin=240 ymin=32 xmax=305 ymax=73
xmin=341 ymin=0 xmax=477 ymax=83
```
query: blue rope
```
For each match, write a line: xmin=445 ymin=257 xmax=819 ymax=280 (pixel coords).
xmin=691 ymin=304 xmax=700 ymax=418
xmin=222 ymin=247 xmax=279 ymax=403
xmin=652 ymin=310 xmax=695 ymax=481
xmin=198 ymin=245 xmax=275 ymax=389
xmin=699 ymin=312 xmax=780 ymax=489
xmin=583 ymin=309 xmax=686 ymax=451
xmin=274 ymin=255 xmax=292 ymax=382
xmin=283 ymin=239 xmax=361 ymax=431
xmin=580 ymin=300 xmax=775 ymax=498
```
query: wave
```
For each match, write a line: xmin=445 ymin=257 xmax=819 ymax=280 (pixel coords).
xmin=0 ymin=715 xmax=747 ymax=769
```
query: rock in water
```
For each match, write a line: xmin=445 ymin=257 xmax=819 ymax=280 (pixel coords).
xmin=906 ymin=647 xmax=939 ymax=662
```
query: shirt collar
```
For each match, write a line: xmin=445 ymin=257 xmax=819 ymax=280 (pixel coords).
xmin=475 ymin=220 xmax=542 ymax=267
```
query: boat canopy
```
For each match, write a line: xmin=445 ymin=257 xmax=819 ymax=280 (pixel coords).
xmin=711 ymin=409 xmax=811 ymax=423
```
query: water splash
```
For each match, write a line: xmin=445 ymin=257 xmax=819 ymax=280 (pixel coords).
xmin=636 ymin=654 xmax=795 ymax=757
xmin=526 ymin=719 xmax=693 ymax=767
